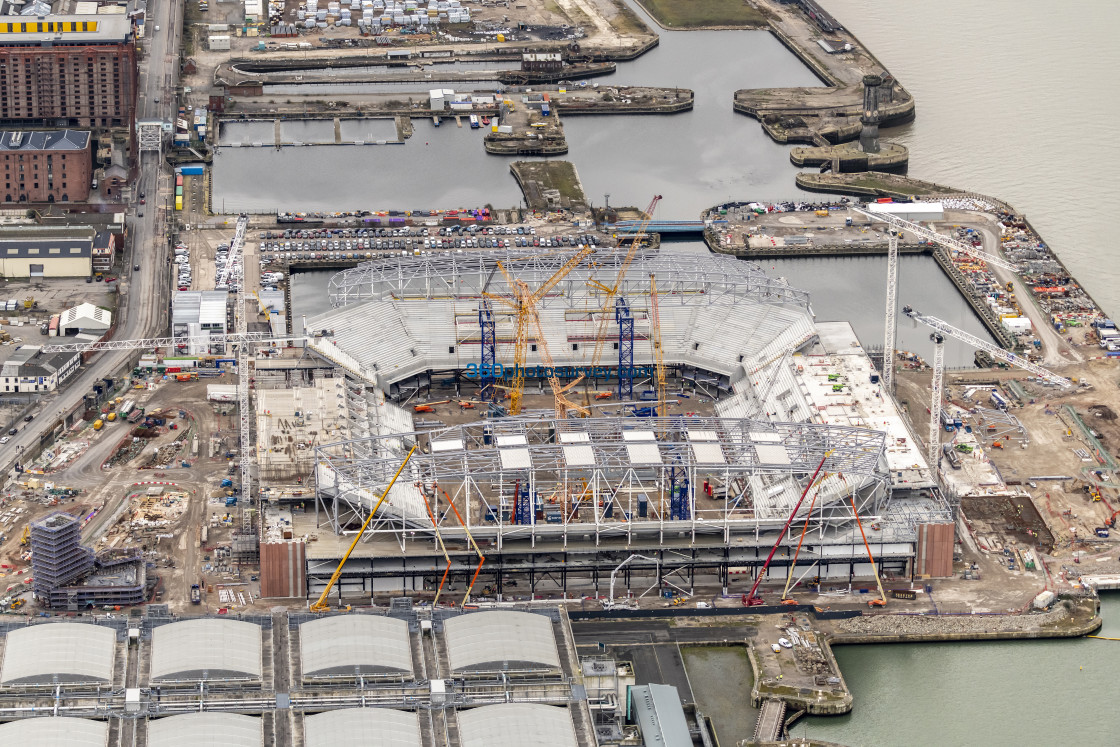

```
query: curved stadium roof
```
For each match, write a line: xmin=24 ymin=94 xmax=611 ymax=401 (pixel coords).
xmin=443 ymin=611 xmax=560 ymax=673
xmin=0 ymin=622 xmax=115 ymax=685
xmin=148 ymin=713 xmax=261 ymax=747
xmin=0 ymin=717 xmax=108 ymax=746
xmin=149 ymin=619 xmax=262 ymax=681
xmin=457 ymin=704 xmax=577 ymax=747
xmin=300 ymin=615 xmax=414 ymax=678
xmin=304 ymin=708 xmax=421 ymax=747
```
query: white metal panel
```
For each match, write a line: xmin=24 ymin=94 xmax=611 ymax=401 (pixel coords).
xmin=495 ymin=435 xmax=528 ymax=447
xmin=499 ymin=448 xmax=532 ymax=470
xmin=626 ymin=443 xmax=662 ymax=465
xmin=430 ymin=439 xmax=464 ymax=452
xmin=299 ymin=615 xmax=413 ymax=677
xmin=561 ymin=444 xmax=595 ymax=466
xmin=754 ymin=443 xmax=791 ymax=465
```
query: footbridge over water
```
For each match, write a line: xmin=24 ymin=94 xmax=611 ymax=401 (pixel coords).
xmin=754 ymin=698 xmax=787 ymax=742
xmin=607 ymin=219 xmax=726 ymax=237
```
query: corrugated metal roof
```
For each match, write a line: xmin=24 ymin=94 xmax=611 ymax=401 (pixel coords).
xmin=630 ymin=684 xmax=692 ymax=747
xmin=59 ymin=302 xmax=111 ymax=331
xmin=0 ymin=622 xmax=115 ymax=685
xmin=148 ymin=713 xmax=261 ymax=747
xmin=149 ymin=619 xmax=262 ymax=681
xmin=0 ymin=717 xmax=108 ymax=746
xmin=443 ymin=611 xmax=560 ymax=673
xmin=304 ymin=708 xmax=421 ymax=747
xmin=457 ymin=704 xmax=577 ymax=747
xmin=300 ymin=615 xmax=413 ymax=678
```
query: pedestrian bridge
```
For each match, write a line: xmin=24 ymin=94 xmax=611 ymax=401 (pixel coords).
xmin=607 ymin=219 xmax=726 ymax=236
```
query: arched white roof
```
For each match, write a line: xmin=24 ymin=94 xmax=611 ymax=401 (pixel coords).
xmin=304 ymin=708 xmax=421 ymax=747
xmin=0 ymin=717 xmax=108 ymax=746
xmin=0 ymin=622 xmax=115 ymax=685
xmin=149 ymin=619 xmax=262 ymax=681
xmin=457 ymin=704 xmax=577 ymax=747
xmin=300 ymin=615 xmax=413 ymax=678
xmin=148 ymin=713 xmax=261 ymax=747
xmin=443 ymin=611 xmax=560 ymax=673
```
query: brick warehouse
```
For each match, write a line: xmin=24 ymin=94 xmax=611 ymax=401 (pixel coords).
xmin=0 ymin=130 xmax=91 ymax=203
xmin=0 ymin=16 xmax=137 ymax=129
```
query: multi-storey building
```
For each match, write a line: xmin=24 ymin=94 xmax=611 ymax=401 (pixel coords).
xmin=0 ymin=129 xmax=91 ymax=202
xmin=0 ymin=16 xmax=137 ymax=129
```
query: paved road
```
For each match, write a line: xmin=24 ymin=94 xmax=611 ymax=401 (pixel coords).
xmin=0 ymin=8 xmax=182 ymax=473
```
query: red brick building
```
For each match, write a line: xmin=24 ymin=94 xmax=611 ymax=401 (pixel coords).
xmin=0 ymin=17 xmax=137 ymax=129
xmin=0 ymin=130 xmax=91 ymax=203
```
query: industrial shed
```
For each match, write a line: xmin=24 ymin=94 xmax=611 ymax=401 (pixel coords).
xmin=303 ymin=708 xmax=421 ymax=747
xmin=148 ymin=713 xmax=262 ymax=747
xmin=58 ymin=302 xmax=111 ymax=336
xmin=149 ymin=619 xmax=262 ymax=682
xmin=0 ymin=622 xmax=115 ymax=685
xmin=0 ymin=716 xmax=108 ymax=745
xmin=300 ymin=615 xmax=413 ymax=679
xmin=443 ymin=611 xmax=560 ymax=674
xmin=456 ymin=703 xmax=578 ymax=747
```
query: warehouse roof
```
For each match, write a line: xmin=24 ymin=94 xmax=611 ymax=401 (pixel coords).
xmin=0 ymin=622 xmax=115 ymax=685
xmin=457 ymin=704 xmax=578 ymax=747
xmin=303 ymin=708 xmax=421 ymax=747
xmin=0 ymin=130 xmax=90 ymax=152
xmin=443 ymin=611 xmax=560 ymax=673
xmin=0 ymin=716 xmax=108 ymax=745
xmin=300 ymin=615 xmax=413 ymax=678
xmin=0 ymin=16 xmax=131 ymax=45
xmin=0 ymin=225 xmax=95 ymax=259
xmin=172 ymin=291 xmax=228 ymax=328
xmin=148 ymin=713 xmax=262 ymax=747
xmin=59 ymin=302 xmax=112 ymax=332
xmin=149 ymin=619 xmax=262 ymax=681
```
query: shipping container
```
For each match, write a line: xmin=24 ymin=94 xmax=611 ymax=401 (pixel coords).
xmin=175 ymin=196 xmax=183 ymax=211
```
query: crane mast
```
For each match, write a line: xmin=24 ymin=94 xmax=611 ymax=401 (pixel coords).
xmin=902 ymin=305 xmax=1072 ymax=471
xmin=649 ymin=274 xmax=666 ymax=421
xmin=487 ymin=246 xmax=596 ymax=415
xmin=231 ymin=215 xmax=253 ymax=533
xmin=882 ymin=229 xmax=899 ymax=393
xmin=587 ymin=195 xmax=662 ymax=371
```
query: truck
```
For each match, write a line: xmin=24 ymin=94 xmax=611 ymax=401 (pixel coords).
xmin=190 ymin=584 xmax=201 ymax=604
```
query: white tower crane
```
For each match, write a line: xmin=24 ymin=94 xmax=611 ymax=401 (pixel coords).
xmin=45 ymin=217 xmax=267 ymax=535
xmin=850 ymin=204 xmax=1021 ymax=394
xmin=901 ymin=305 xmax=1072 ymax=470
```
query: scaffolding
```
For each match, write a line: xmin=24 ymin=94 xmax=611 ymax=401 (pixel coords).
xmin=313 ymin=415 xmax=892 ymax=550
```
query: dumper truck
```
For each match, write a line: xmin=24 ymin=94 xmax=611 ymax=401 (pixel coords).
xmin=190 ymin=584 xmax=201 ymax=604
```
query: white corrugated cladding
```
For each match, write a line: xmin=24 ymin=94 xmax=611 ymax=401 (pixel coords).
xmin=443 ymin=611 xmax=560 ymax=672
xmin=147 ymin=713 xmax=262 ymax=747
xmin=149 ymin=619 xmax=262 ymax=681
xmin=0 ymin=717 xmax=108 ymax=746
xmin=304 ymin=708 xmax=421 ymax=747
xmin=0 ymin=622 xmax=115 ymax=685
xmin=457 ymin=704 xmax=578 ymax=747
xmin=300 ymin=615 xmax=414 ymax=677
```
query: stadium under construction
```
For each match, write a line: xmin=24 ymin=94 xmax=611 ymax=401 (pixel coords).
xmin=285 ymin=247 xmax=953 ymax=604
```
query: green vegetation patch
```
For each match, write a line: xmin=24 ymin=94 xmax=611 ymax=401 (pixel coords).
xmin=636 ymin=0 xmax=768 ymax=28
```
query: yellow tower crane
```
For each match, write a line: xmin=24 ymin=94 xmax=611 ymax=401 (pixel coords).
xmin=585 ymin=195 xmax=663 ymax=375
xmin=485 ymin=245 xmax=596 ymax=415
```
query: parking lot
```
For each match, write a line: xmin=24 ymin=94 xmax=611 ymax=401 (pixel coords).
xmin=257 ymin=224 xmax=607 ymax=267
